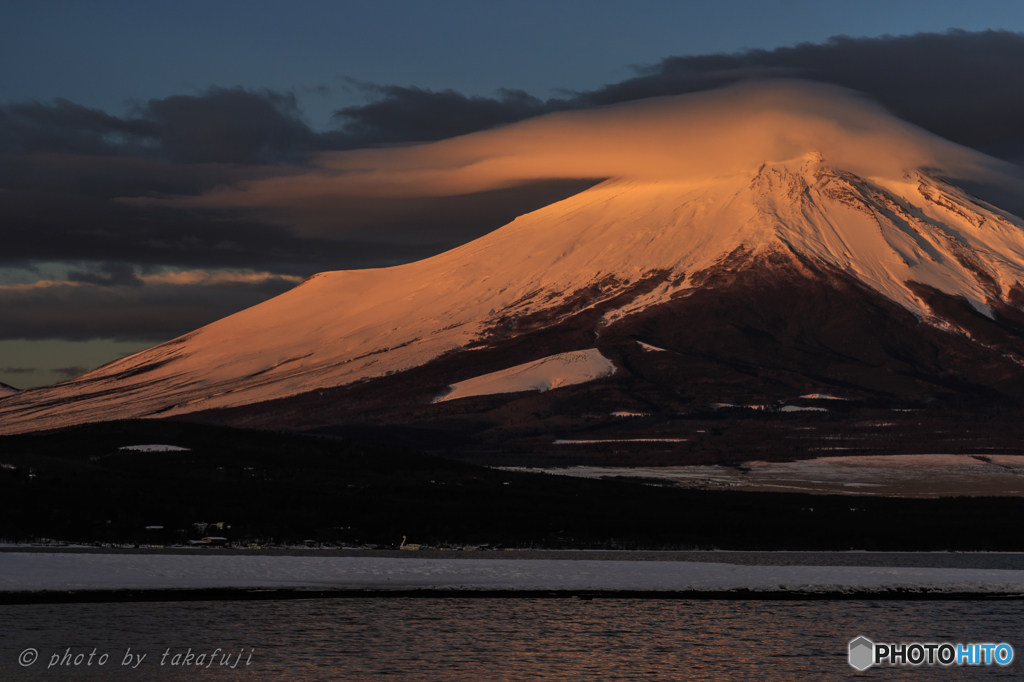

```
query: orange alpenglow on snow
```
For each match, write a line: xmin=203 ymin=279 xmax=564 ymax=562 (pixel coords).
xmin=4 ymin=80 xmax=1024 ymax=434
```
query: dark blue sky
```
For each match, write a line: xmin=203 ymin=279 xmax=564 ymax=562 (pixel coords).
xmin=4 ymin=0 xmax=1024 ymax=128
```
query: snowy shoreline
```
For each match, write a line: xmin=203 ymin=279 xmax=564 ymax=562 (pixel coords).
xmin=3 ymin=553 xmax=1024 ymax=598
xmin=6 ymin=546 xmax=1024 ymax=568
xmin=500 ymin=455 xmax=1024 ymax=498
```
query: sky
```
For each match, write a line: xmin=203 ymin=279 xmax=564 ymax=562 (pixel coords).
xmin=4 ymin=1 xmax=1024 ymax=388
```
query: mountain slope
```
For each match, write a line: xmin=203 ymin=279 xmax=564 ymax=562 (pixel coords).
xmin=5 ymin=81 xmax=1024 ymax=435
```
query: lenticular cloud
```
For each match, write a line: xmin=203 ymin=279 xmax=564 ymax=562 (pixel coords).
xmin=172 ymin=80 xmax=1016 ymax=211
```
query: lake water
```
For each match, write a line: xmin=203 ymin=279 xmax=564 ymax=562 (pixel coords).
xmin=1 ymin=598 xmax=1020 ymax=680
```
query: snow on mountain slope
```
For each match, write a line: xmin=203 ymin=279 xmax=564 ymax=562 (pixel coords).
xmin=4 ymin=81 xmax=1024 ymax=434
xmin=0 ymin=383 xmax=19 ymax=400
xmin=433 ymin=349 xmax=615 ymax=403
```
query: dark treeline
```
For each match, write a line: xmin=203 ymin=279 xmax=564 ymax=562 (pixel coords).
xmin=1 ymin=420 xmax=1021 ymax=551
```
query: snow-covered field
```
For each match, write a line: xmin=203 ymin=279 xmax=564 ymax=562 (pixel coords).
xmin=433 ymin=349 xmax=615 ymax=403
xmin=506 ymin=454 xmax=1024 ymax=497
xmin=3 ymin=553 xmax=1024 ymax=595
xmin=118 ymin=444 xmax=190 ymax=453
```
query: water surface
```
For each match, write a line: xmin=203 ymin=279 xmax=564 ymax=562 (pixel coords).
xmin=1 ymin=598 xmax=1019 ymax=680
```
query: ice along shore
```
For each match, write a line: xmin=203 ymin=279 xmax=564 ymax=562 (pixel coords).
xmin=3 ymin=550 xmax=1024 ymax=603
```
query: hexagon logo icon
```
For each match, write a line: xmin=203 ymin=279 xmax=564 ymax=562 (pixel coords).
xmin=849 ymin=636 xmax=874 ymax=671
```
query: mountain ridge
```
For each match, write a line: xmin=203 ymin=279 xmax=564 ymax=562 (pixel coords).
xmin=5 ymin=81 xmax=1024 ymax=435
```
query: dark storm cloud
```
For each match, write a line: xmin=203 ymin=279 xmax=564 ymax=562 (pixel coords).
xmin=5 ymin=31 xmax=1024 ymax=167
xmin=0 ymin=86 xmax=590 ymax=286
xmin=0 ymin=185 xmax=343 ymax=275
xmin=0 ymin=98 xmax=157 ymax=156
xmin=0 ymin=87 xmax=342 ymax=164
xmin=0 ymin=83 xmax=554 ymax=163
xmin=332 ymin=29 xmax=1024 ymax=162
xmin=67 ymin=262 xmax=144 ymax=287
xmin=332 ymin=84 xmax=562 ymax=144
xmin=0 ymin=152 xmax=287 ymax=202
xmin=0 ymin=276 xmax=303 ymax=341
xmin=137 ymin=88 xmax=332 ymax=164
xmin=0 ymin=177 xmax=585 ymax=276
xmin=580 ymin=29 xmax=1024 ymax=162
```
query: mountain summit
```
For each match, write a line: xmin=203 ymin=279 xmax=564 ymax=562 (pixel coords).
xmin=5 ymin=81 xmax=1024 ymax=436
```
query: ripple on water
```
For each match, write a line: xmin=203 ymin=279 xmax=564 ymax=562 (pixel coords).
xmin=0 ymin=599 xmax=1020 ymax=680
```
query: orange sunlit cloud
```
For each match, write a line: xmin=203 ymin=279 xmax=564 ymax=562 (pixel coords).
xmin=131 ymin=80 xmax=1016 ymax=243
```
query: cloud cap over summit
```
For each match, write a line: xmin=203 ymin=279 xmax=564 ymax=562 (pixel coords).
xmin=172 ymin=80 xmax=1019 ymax=219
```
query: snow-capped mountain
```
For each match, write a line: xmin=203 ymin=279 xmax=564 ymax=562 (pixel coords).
xmin=5 ymin=81 xmax=1024 ymax=436
xmin=0 ymin=383 xmax=19 ymax=400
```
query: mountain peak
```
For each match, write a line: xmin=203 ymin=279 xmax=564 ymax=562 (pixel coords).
xmin=5 ymin=82 xmax=1024 ymax=434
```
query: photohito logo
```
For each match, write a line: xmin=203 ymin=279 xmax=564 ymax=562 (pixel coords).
xmin=848 ymin=636 xmax=1014 ymax=670
xmin=849 ymin=637 xmax=874 ymax=671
